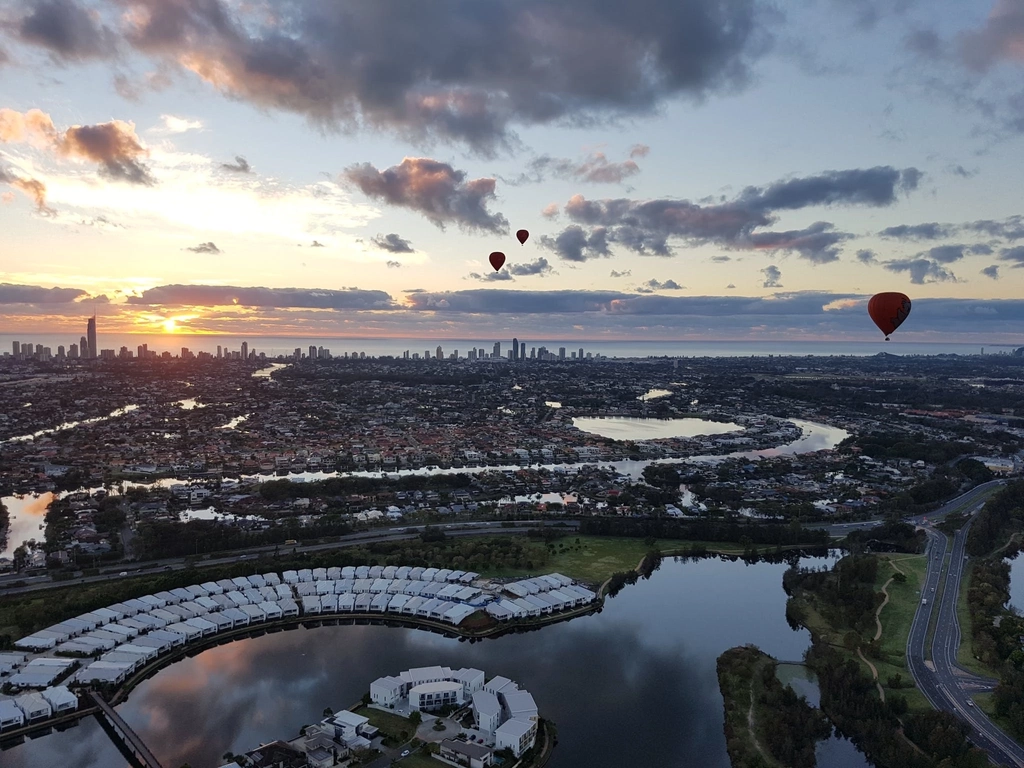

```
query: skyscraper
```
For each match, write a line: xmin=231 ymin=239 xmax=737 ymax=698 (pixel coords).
xmin=242 ymin=341 xmax=249 ymax=360
xmin=436 ymin=345 xmax=444 ymax=360
xmin=558 ymin=347 xmax=566 ymax=360
xmin=520 ymin=341 xmax=526 ymax=360
xmin=579 ymin=347 xmax=584 ymax=360
xmin=512 ymin=337 xmax=519 ymax=361
xmin=86 ymin=315 xmax=97 ymax=359
xmin=79 ymin=335 xmax=88 ymax=358
xmin=492 ymin=341 xmax=501 ymax=358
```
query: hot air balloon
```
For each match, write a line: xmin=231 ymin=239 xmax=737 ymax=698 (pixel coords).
xmin=868 ymin=292 xmax=912 ymax=340
xmin=489 ymin=251 xmax=506 ymax=271
xmin=516 ymin=229 xmax=529 ymax=245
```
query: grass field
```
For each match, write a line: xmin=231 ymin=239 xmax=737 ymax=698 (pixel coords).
xmin=352 ymin=706 xmax=416 ymax=743
xmin=873 ymin=554 xmax=931 ymax=712
xmin=480 ymin=535 xmax=788 ymax=585
xmin=393 ymin=751 xmax=439 ymax=768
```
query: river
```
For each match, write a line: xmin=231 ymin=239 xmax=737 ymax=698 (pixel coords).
xmin=0 ymin=553 xmax=871 ymax=768
xmin=1009 ymin=552 xmax=1023 ymax=614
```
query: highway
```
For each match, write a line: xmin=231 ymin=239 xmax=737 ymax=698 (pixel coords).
xmin=906 ymin=482 xmax=1024 ymax=767
xmin=0 ymin=520 xmax=581 ymax=596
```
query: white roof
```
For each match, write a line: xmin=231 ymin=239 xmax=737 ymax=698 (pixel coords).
xmin=472 ymin=690 xmax=501 ymax=717
xmin=496 ymin=718 xmax=534 ymax=739
xmin=332 ymin=710 xmax=369 ymax=728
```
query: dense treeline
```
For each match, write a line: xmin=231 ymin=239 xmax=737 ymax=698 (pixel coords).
xmin=838 ymin=431 xmax=974 ymax=463
xmin=717 ymin=645 xmax=831 ymax=768
xmin=0 ymin=535 xmax=549 ymax=641
xmin=579 ymin=517 xmax=828 ymax=546
xmin=966 ymin=480 xmax=1024 ymax=556
xmin=0 ymin=500 xmax=8 ymax=552
xmin=135 ymin=517 xmax=355 ymax=559
xmin=842 ymin=522 xmax=925 ymax=554
xmin=808 ymin=639 xmax=987 ymax=767
xmin=784 ymin=555 xmax=880 ymax=637
xmin=605 ymin=550 xmax=662 ymax=598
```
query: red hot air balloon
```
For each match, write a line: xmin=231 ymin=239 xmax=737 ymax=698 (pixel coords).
xmin=516 ymin=229 xmax=529 ymax=245
xmin=868 ymin=292 xmax=912 ymax=340
xmin=489 ymin=251 xmax=506 ymax=271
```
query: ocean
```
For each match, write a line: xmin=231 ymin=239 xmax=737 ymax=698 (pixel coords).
xmin=1 ymin=333 xmax=1019 ymax=359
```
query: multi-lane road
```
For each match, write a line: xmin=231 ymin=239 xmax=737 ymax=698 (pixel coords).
xmin=906 ymin=481 xmax=1024 ymax=767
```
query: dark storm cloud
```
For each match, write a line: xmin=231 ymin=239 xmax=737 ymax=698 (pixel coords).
xmin=371 ymin=233 xmax=415 ymax=253
xmin=127 ymin=284 xmax=394 ymax=309
xmin=220 ymin=155 xmax=251 ymax=173
xmin=884 ymin=258 xmax=957 ymax=284
xmin=344 ymin=158 xmax=508 ymax=233
xmin=86 ymin=0 xmax=771 ymax=151
xmin=17 ymin=0 xmax=113 ymax=60
xmin=1000 ymin=245 xmax=1024 ymax=267
xmin=0 ymin=282 xmax=88 ymax=303
xmin=185 ymin=241 xmax=220 ymax=254
xmin=508 ymin=257 xmax=553 ymax=276
xmin=760 ymin=265 xmax=782 ymax=287
xmin=856 ymin=249 xmax=878 ymax=264
xmin=878 ymin=222 xmax=954 ymax=240
xmin=982 ymin=265 xmax=1000 ymax=279
xmin=538 ymin=225 xmax=612 ymax=262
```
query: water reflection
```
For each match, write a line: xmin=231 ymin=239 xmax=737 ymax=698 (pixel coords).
xmin=0 ymin=493 xmax=54 ymax=560
xmin=1009 ymin=552 xmax=1023 ymax=614
xmin=573 ymin=416 xmax=742 ymax=441
xmin=2 ymin=554 xmax=873 ymax=768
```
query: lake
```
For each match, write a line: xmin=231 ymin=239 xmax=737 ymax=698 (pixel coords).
xmin=1 ymin=553 xmax=871 ymax=768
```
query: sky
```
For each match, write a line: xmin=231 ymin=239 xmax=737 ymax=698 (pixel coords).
xmin=1 ymin=0 xmax=1023 ymax=344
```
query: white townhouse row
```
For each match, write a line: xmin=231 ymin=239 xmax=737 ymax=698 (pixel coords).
xmin=0 ymin=685 xmax=78 ymax=731
xmin=10 ymin=568 xmax=595 ymax=694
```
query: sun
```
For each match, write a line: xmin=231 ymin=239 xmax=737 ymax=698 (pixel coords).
xmin=162 ymin=318 xmax=177 ymax=333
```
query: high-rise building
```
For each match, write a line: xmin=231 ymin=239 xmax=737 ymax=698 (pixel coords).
xmin=492 ymin=341 xmax=501 ymax=358
xmin=57 ymin=345 xmax=65 ymax=358
xmin=69 ymin=343 xmax=79 ymax=359
xmin=242 ymin=341 xmax=249 ymax=360
xmin=520 ymin=342 xmax=526 ymax=360
xmin=309 ymin=344 xmax=316 ymax=360
xmin=79 ymin=336 xmax=88 ymax=357
xmin=217 ymin=345 xmax=222 ymax=359
xmin=512 ymin=337 xmax=519 ymax=361
xmin=11 ymin=341 xmax=18 ymax=356
xmin=86 ymin=315 xmax=97 ymax=359
xmin=578 ymin=347 xmax=584 ymax=360
xmin=558 ymin=347 xmax=566 ymax=360
xmin=436 ymin=345 xmax=444 ymax=360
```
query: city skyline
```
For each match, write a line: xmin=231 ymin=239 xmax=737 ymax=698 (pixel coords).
xmin=1 ymin=1 xmax=1024 ymax=342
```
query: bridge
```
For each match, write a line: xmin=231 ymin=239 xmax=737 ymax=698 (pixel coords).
xmin=89 ymin=692 xmax=163 ymax=768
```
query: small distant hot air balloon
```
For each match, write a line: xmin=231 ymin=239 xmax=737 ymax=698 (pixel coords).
xmin=489 ymin=251 xmax=506 ymax=271
xmin=868 ymin=292 xmax=912 ymax=341
xmin=516 ymin=229 xmax=529 ymax=245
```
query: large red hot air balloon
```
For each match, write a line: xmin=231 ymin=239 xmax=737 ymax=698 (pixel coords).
xmin=516 ymin=229 xmax=529 ymax=245
xmin=868 ymin=292 xmax=912 ymax=340
xmin=489 ymin=251 xmax=506 ymax=271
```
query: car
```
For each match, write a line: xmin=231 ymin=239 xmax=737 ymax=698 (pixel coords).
xmin=967 ymin=700 xmax=974 ymax=707
xmin=238 ymin=554 xmax=248 ymax=560
xmin=118 ymin=571 xmax=128 ymax=577
xmin=401 ymin=750 xmax=410 ymax=757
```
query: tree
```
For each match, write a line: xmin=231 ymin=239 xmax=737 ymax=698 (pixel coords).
xmin=409 ymin=711 xmax=422 ymax=726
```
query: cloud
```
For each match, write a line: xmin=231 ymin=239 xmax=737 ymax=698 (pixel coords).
xmin=310 ymin=240 xmax=325 ymax=247
xmin=711 ymin=255 xmax=732 ymax=262
xmin=16 ymin=0 xmax=114 ymax=61
xmin=541 ymin=203 xmax=560 ymax=219
xmin=508 ymin=257 xmax=553 ymax=277
xmin=726 ymin=283 xmax=736 ymax=289
xmin=0 ymin=108 xmax=154 ymax=185
xmin=185 ymin=241 xmax=221 ymax=254
xmin=959 ymin=0 xmax=1024 ymax=72
xmin=878 ymin=222 xmax=954 ymax=240
xmin=514 ymin=149 xmax=643 ymax=185
xmin=155 ymin=115 xmax=202 ymax=134
xmin=761 ymin=265 xmax=782 ymax=288
xmin=856 ymin=249 xmax=878 ymax=264
xmin=386 ymin=260 xmax=402 ymax=268
xmin=965 ymin=216 xmax=1024 ymax=241
xmin=884 ymin=258 xmax=958 ymax=284
xmin=982 ymin=265 xmax=1000 ymax=279
xmin=1000 ymin=245 xmax=1024 ymax=267
xmin=370 ymin=233 xmax=415 ymax=254
xmin=59 ymin=0 xmax=769 ymax=151
xmin=344 ymin=157 xmax=508 ymax=233
xmin=538 ymin=224 xmax=611 ymax=262
xmin=544 ymin=166 xmax=916 ymax=261
xmin=947 ymin=164 xmax=977 ymax=178
xmin=629 ymin=144 xmax=650 ymax=159
xmin=609 ymin=269 xmax=631 ymax=278
xmin=0 ymin=282 xmax=88 ymax=303
xmin=126 ymin=285 xmax=394 ymax=309
xmin=220 ymin=156 xmax=251 ymax=173
xmin=747 ymin=222 xmax=851 ymax=264
xmin=0 ymin=166 xmax=53 ymax=214
xmin=640 ymin=279 xmax=685 ymax=291
xmin=469 ymin=269 xmax=515 ymax=282
xmin=919 ymin=244 xmax=967 ymax=263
